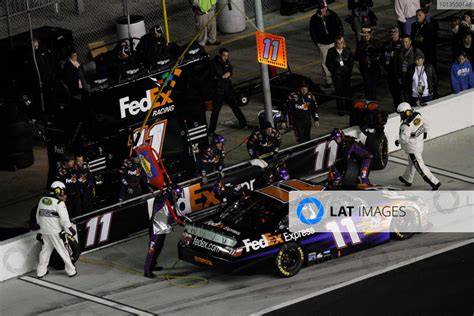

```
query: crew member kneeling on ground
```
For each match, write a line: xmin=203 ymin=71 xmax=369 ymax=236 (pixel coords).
xmin=285 ymin=81 xmax=319 ymax=144
xmin=36 ymin=181 xmax=77 ymax=278
xmin=395 ymin=102 xmax=441 ymax=190
xmin=119 ymin=152 xmax=152 ymax=202
xmin=330 ymin=128 xmax=372 ymax=186
xmin=197 ymin=134 xmax=225 ymax=182
xmin=247 ymin=121 xmax=282 ymax=159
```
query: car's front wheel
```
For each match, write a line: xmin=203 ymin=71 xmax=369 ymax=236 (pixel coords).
xmin=274 ymin=242 xmax=304 ymax=277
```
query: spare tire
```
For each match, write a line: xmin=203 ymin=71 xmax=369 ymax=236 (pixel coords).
xmin=342 ymin=159 xmax=360 ymax=186
xmin=365 ymin=133 xmax=388 ymax=170
xmin=49 ymin=233 xmax=81 ymax=270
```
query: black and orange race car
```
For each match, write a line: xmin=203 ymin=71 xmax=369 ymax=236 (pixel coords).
xmin=178 ymin=179 xmax=427 ymax=277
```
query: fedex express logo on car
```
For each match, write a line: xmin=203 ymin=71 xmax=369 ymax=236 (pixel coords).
xmin=242 ymin=228 xmax=315 ymax=252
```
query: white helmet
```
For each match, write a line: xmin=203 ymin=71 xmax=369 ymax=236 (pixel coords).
xmin=50 ymin=181 xmax=66 ymax=194
xmin=396 ymin=102 xmax=412 ymax=113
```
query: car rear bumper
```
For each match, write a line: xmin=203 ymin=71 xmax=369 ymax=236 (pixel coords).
xmin=178 ymin=245 xmax=238 ymax=273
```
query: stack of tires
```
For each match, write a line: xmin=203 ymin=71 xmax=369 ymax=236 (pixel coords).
xmin=0 ymin=98 xmax=34 ymax=170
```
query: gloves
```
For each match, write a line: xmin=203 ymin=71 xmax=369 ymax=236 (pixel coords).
xmin=121 ymin=179 xmax=128 ymax=186
xmin=91 ymin=187 xmax=96 ymax=198
xmin=424 ymin=132 xmax=427 ymax=140
xmin=314 ymin=121 xmax=320 ymax=128
xmin=127 ymin=187 xmax=134 ymax=195
xmin=69 ymin=227 xmax=76 ymax=236
xmin=36 ymin=233 xmax=43 ymax=244
xmin=394 ymin=140 xmax=400 ymax=147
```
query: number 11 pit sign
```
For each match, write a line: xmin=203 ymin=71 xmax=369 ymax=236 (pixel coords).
xmin=256 ymin=31 xmax=288 ymax=69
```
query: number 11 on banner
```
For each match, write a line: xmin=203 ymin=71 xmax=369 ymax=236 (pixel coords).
xmin=256 ymin=31 xmax=288 ymax=69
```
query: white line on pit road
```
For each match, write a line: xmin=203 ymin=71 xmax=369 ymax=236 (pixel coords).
xmin=20 ymin=276 xmax=154 ymax=316
xmin=388 ymin=156 xmax=474 ymax=184
xmin=252 ymin=238 xmax=474 ymax=315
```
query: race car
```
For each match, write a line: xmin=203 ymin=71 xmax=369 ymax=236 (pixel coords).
xmin=178 ymin=179 xmax=428 ymax=277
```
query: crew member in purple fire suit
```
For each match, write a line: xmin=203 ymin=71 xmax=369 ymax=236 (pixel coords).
xmin=330 ymin=128 xmax=372 ymax=186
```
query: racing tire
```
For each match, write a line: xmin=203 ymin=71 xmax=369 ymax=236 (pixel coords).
xmin=49 ymin=233 xmax=81 ymax=270
xmin=237 ymin=92 xmax=249 ymax=107
xmin=391 ymin=207 xmax=421 ymax=240
xmin=341 ymin=160 xmax=360 ymax=186
xmin=274 ymin=242 xmax=304 ymax=278
xmin=365 ymin=133 xmax=388 ymax=170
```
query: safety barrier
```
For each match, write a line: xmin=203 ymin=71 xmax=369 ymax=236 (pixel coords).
xmin=1 ymin=89 xmax=472 ymax=282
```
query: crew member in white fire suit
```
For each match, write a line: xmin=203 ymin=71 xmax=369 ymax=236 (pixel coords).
xmin=36 ymin=181 xmax=78 ymax=278
xmin=394 ymin=102 xmax=441 ymax=190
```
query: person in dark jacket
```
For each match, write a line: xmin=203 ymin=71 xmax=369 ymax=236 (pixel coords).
xmin=56 ymin=154 xmax=82 ymax=218
xmin=453 ymin=33 xmax=474 ymax=62
xmin=309 ymin=1 xmax=344 ymax=87
xmin=411 ymin=9 xmax=437 ymax=68
xmin=355 ymin=27 xmax=382 ymax=100
xmin=61 ymin=50 xmax=82 ymax=96
xmin=285 ymin=81 xmax=319 ymax=143
xmin=247 ymin=121 xmax=281 ymax=159
xmin=326 ymin=36 xmax=354 ymax=115
xmin=111 ymin=41 xmax=139 ymax=81
xmin=381 ymin=27 xmax=403 ymax=107
xmin=406 ymin=51 xmax=437 ymax=106
xmin=451 ymin=51 xmax=474 ymax=94
xmin=208 ymin=48 xmax=247 ymax=134
xmin=118 ymin=152 xmax=152 ymax=202
xmin=136 ymin=25 xmax=170 ymax=68
xmin=394 ymin=35 xmax=422 ymax=102
xmin=347 ymin=0 xmax=374 ymax=40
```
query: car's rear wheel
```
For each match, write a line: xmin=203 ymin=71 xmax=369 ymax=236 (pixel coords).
xmin=391 ymin=207 xmax=421 ymax=240
xmin=274 ymin=242 xmax=304 ymax=278
xmin=342 ymin=160 xmax=360 ymax=186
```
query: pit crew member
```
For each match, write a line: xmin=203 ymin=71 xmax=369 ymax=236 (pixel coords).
xmin=285 ymin=81 xmax=319 ymax=143
xmin=330 ymin=128 xmax=372 ymax=185
xmin=395 ymin=102 xmax=441 ymax=190
xmin=119 ymin=152 xmax=152 ymax=202
xmin=57 ymin=154 xmax=82 ymax=218
xmin=197 ymin=134 xmax=225 ymax=182
xmin=247 ymin=121 xmax=282 ymax=158
xmin=36 ymin=181 xmax=77 ymax=278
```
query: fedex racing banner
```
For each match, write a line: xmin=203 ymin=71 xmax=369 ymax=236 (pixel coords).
xmin=289 ymin=191 xmax=474 ymax=237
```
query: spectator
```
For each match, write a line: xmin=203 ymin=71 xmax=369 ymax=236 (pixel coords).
xmin=191 ymin=0 xmax=220 ymax=46
xmin=284 ymin=81 xmax=319 ymax=143
xmin=394 ymin=0 xmax=419 ymax=36
xmin=61 ymin=50 xmax=82 ymax=96
xmin=347 ymin=0 xmax=374 ymax=40
xmin=453 ymin=33 xmax=474 ymax=62
xmin=394 ymin=35 xmax=422 ymax=101
xmin=31 ymin=35 xmax=56 ymax=84
xmin=411 ymin=9 xmax=437 ymax=68
xmin=381 ymin=27 xmax=403 ymax=107
xmin=355 ymin=27 xmax=382 ymax=100
xmin=309 ymin=0 xmax=344 ymax=88
xmin=136 ymin=25 xmax=170 ymax=68
xmin=451 ymin=51 xmax=474 ymax=94
xmin=453 ymin=11 xmax=474 ymax=43
xmin=406 ymin=52 xmax=437 ymax=106
xmin=420 ymin=0 xmax=433 ymax=21
xmin=326 ymin=36 xmax=354 ymax=115
xmin=208 ymin=48 xmax=247 ymax=135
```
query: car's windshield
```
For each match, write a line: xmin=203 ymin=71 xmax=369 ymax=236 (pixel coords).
xmin=217 ymin=194 xmax=285 ymax=230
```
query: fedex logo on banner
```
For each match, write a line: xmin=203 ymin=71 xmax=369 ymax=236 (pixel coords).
xmin=119 ymin=69 xmax=182 ymax=118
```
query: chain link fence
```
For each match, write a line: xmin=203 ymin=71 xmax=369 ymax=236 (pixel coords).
xmin=1 ymin=0 xmax=280 ymax=59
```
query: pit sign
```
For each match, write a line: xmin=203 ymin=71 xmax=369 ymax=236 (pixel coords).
xmin=256 ymin=31 xmax=288 ymax=69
